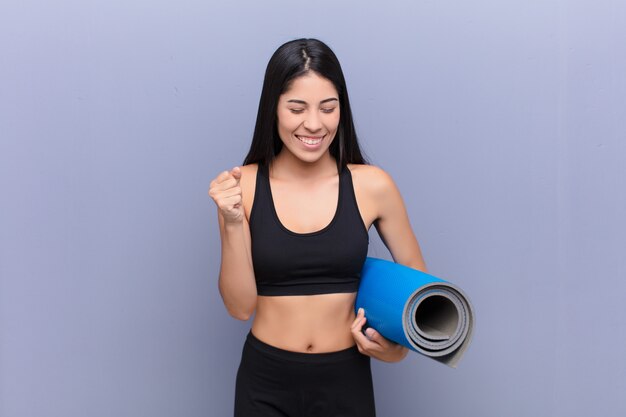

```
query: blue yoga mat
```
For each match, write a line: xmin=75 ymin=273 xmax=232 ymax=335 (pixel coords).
xmin=355 ymin=257 xmax=474 ymax=368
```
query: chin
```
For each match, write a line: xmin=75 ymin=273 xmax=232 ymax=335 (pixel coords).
xmin=297 ymin=153 xmax=326 ymax=164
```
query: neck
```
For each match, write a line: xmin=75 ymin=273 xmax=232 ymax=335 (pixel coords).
xmin=271 ymin=151 xmax=338 ymax=180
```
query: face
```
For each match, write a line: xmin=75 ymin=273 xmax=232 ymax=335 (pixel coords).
xmin=276 ymin=72 xmax=340 ymax=163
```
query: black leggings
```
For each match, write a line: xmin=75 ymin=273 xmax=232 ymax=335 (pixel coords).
xmin=234 ymin=330 xmax=376 ymax=417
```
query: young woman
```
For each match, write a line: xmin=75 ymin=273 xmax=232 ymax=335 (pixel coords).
xmin=209 ymin=38 xmax=426 ymax=417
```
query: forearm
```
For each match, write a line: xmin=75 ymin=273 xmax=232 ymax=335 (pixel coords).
xmin=218 ymin=221 xmax=257 ymax=320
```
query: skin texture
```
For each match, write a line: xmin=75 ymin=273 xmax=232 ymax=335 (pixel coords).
xmin=209 ymin=71 xmax=427 ymax=363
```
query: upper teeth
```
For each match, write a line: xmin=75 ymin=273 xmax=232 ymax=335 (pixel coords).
xmin=297 ymin=136 xmax=323 ymax=145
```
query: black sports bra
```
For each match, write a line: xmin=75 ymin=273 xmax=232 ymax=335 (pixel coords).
xmin=249 ymin=162 xmax=369 ymax=296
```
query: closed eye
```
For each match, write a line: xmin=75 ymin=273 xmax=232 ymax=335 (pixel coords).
xmin=288 ymin=108 xmax=337 ymax=114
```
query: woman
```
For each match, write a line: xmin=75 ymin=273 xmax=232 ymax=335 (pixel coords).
xmin=209 ymin=38 xmax=426 ymax=417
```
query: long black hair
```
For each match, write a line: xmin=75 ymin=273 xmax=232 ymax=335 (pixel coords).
xmin=242 ymin=38 xmax=369 ymax=170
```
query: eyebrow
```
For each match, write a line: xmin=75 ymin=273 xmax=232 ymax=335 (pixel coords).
xmin=286 ymin=98 xmax=339 ymax=105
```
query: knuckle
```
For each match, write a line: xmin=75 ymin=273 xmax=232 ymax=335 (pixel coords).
xmin=218 ymin=171 xmax=229 ymax=182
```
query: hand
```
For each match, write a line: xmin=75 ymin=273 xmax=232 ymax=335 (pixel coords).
xmin=350 ymin=307 xmax=409 ymax=363
xmin=208 ymin=167 xmax=244 ymax=224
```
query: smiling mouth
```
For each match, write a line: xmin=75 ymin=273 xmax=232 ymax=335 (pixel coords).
xmin=296 ymin=135 xmax=324 ymax=145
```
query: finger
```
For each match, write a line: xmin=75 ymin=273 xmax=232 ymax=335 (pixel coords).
xmin=209 ymin=175 xmax=229 ymax=191
xmin=350 ymin=314 xmax=374 ymax=348
xmin=354 ymin=307 xmax=364 ymax=321
xmin=231 ymin=166 xmax=242 ymax=181
xmin=212 ymin=178 xmax=239 ymax=192
xmin=351 ymin=327 xmax=380 ymax=353
xmin=350 ymin=310 xmax=364 ymax=333
xmin=350 ymin=314 xmax=367 ymax=331
xmin=364 ymin=327 xmax=389 ymax=348
xmin=216 ymin=170 xmax=232 ymax=183
xmin=219 ymin=186 xmax=242 ymax=198
xmin=209 ymin=180 xmax=236 ymax=199
xmin=350 ymin=316 xmax=366 ymax=333
xmin=350 ymin=319 xmax=368 ymax=350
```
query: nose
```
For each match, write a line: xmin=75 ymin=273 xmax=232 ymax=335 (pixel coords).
xmin=303 ymin=111 xmax=322 ymax=132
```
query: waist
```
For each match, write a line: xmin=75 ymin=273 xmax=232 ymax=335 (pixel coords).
xmin=251 ymin=292 xmax=357 ymax=353
xmin=245 ymin=330 xmax=362 ymax=363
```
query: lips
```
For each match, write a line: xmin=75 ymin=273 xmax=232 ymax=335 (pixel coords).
xmin=296 ymin=135 xmax=324 ymax=145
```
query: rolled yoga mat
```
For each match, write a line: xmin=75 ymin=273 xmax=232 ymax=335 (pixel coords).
xmin=355 ymin=257 xmax=474 ymax=368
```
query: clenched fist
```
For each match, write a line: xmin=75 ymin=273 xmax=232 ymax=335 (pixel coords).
xmin=208 ymin=166 xmax=244 ymax=224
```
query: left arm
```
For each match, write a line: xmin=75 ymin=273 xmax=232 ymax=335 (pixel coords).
xmin=370 ymin=167 xmax=427 ymax=272
xmin=351 ymin=166 xmax=427 ymax=362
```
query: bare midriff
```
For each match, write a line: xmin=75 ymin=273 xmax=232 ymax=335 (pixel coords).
xmin=251 ymin=292 xmax=358 ymax=353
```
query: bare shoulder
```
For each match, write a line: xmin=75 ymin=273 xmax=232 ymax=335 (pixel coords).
xmin=239 ymin=163 xmax=259 ymax=182
xmin=347 ymin=163 xmax=396 ymax=197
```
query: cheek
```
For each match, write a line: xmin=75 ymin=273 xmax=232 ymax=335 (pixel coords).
xmin=276 ymin=117 xmax=301 ymax=141
xmin=328 ymin=113 xmax=341 ymax=130
xmin=277 ymin=111 xmax=298 ymax=132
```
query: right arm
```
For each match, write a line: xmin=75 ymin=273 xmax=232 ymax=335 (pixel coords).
xmin=210 ymin=167 xmax=257 ymax=320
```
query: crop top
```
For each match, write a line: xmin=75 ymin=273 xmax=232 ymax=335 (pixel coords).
xmin=249 ymin=161 xmax=370 ymax=296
